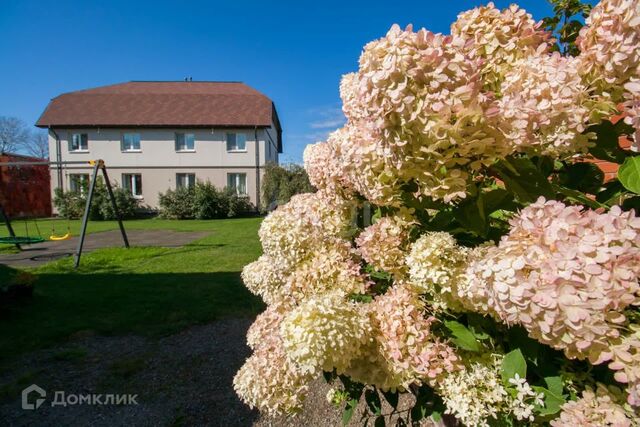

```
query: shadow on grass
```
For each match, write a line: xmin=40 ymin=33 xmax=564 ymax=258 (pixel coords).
xmin=0 ymin=267 xmax=262 ymax=426
xmin=0 ymin=268 xmax=264 ymax=365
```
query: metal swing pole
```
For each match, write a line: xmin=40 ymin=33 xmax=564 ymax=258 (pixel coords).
xmin=73 ymin=160 xmax=130 ymax=269
xmin=0 ymin=202 xmax=21 ymax=250
xmin=74 ymin=160 xmax=100 ymax=268
xmin=100 ymin=162 xmax=129 ymax=249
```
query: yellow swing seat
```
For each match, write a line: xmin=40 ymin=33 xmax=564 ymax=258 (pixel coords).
xmin=49 ymin=232 xmax=71 ymax=241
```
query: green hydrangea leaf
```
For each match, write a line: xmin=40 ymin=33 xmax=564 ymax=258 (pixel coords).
xmin=618 ymin=156 xmax=640 ymax=194
xmin=501 ymin=349 xmax=527 ymax=384
xmin=445 ymin=321 xmax=481 ymax=352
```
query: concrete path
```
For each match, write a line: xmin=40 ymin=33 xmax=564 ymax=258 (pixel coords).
xmin=0 ymin=229 xmax=210 ymax=268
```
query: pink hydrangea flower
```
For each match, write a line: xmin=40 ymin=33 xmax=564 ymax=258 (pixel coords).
xmin=373 ymin=285 xmax=461 ymax=387
xmin=466 ymin=198 xmax=640 ymax=401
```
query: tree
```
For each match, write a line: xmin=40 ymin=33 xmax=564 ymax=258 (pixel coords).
xmin=0 ymin=116 xmax=29 ymax=154
xmin=23 ymin=130 xmax=49 ymax=159
xmin=261 ymin=162 xmax=314 ymax=212
xmin=542 ymin=0 xmax=592 ymax=56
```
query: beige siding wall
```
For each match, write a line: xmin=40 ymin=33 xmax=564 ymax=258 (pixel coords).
xmin=48 ymin=127 xmax=274 ymax=209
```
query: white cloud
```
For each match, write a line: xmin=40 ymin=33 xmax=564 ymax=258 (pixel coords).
xmin=289 ymin=130 xmax=332 ymax=143
xmin=310 ymin=117 xmax=345 ymax=129
xmin=307 ymin=105 xmax=345 ymax=130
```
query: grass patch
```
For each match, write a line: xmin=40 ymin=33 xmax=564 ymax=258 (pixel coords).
xmin=0 ymin=217 xmax=265 ymax=366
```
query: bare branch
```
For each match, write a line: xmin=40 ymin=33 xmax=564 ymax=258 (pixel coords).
xmin=24 ymin=130 xmax=49 ymax=159
xmin=0 ymin=116 xmax=30 ymax=154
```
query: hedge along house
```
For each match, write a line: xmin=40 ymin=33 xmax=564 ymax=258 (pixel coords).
xmin=36 ymin=81 xmax=282 ymax=210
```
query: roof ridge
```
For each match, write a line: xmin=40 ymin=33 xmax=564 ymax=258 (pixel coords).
xmin=129 ymin=80 xmax=244 ymax=83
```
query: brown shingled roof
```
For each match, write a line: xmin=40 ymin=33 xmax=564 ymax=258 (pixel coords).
xmin=36 ymin=81 xmax=277 ymax=129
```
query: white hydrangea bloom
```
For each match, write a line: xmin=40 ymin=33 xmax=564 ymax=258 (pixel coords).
xmin=406 ymin=232 xmax=469 ymax=311
xmin=438 ymin=357 xmax=509 ymax=427
xmin=280 ymin=291 xmax=372 ymax=376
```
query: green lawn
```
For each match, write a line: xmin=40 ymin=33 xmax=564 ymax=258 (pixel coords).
xmin=0 ymin=217 xmax=264 ymax=366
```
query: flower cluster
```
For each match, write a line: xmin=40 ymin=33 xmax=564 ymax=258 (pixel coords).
xmin=241 ymin=255 xmax=288 ymax=305
xmin=551 ymin=384 xmax=634 ymax=426
xmin=258 ymin=192 xmax=353 ymax=270
xmin=438 ymin=356 xmax=508 ymax=427
xmin=465 ymin=198 xmax=640 ymax=399
xmin=284 ymin=239 xmax=368 ymax=302
xmin=373 ymin=285 xmax=461 ymax=387
xmin=356 ymin=215 xmax=413 ymax=276
xmin=498 ymin=53 xmax=594 ymax=156
xmin=577 ymin=0 xmax=640 ymax=90
xmin=607 ymin=324 xmax=640 ymax=406
xmin=280 ymin=291 xmax=372 ymax=376
xmin=233 ymin=303 xmax=311 ymax=415
xmin=624 ymin=79 xmax=640 ymax=146
xmin=450 ymin=2 xmax=552 ymax=89
xmin=508 ymin=374 xmax=545 ymax=422
xmin=324 ymin=122 xmax=406 ymax=206
xmin=303 ymin=140 xmax=354 ymax=201
xmin=337 ymin=23 xmax=513 ymax=204
xmin=406 ymin=231 xmax=469 ymax=311
xmin=578 ymin=0 xmax=640 ymax=135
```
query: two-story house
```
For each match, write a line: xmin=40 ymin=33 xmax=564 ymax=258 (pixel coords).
xmin=35 ymin=81 xmax=282 ymax=210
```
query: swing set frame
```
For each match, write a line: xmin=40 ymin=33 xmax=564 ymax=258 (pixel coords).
xmin=0 ymin=159 xmax=129 ymax=268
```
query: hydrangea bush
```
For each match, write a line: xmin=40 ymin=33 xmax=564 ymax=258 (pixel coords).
xmin=235 ymin=1 xmax=640 ymax=425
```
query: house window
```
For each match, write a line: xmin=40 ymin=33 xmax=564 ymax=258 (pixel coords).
xmin=226 ymin=133 xmax=246 ymax=152
xmin=122 ymin=173 xmax=143 ymax=197
xmin=69 ymin=174 xmax=89 ymax=194
xmin=227 ymin=173 xmax=247 ymax=195
xmin=69 ymin=133 xmax=88 ymax=152
xmin=122 ymin=133 xmax=141 ymax=152
xmin=176 ymin=173 xmax=196 ymax=189
xmin=175 ymin=133 xmax=195 ymax=152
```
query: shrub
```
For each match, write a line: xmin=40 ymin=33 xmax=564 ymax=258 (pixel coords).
xmin=98 ymin=187 xmax=139 ymax=220
xmin=224 ymin=188 xmax=253 ymax=218
xmin=53 ymin=178 xmax=139 ymax=220
xmin=235 ymin=1 xmax=640 ymax=426
xmin=193 ymin=181 xmax=228 ymax=219
xmin=158 ymin=181 xmax=254 ymax=219
xmin=158 ymin=187 xmax=196 ymax=219
xmin=53 ymin=188 xmax=84 ymax=219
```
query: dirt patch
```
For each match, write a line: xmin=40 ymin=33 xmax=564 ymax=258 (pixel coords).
xmin=0 ymin=319 xmax=257 ymax=426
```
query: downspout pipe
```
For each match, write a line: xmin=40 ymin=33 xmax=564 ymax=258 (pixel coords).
xmin=49 ymin=127 xmax=62 ymax=192
xmin=254 ymin=126 xmax=261 ymax=212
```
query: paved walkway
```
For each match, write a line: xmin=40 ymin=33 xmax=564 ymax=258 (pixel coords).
xmin=0 ymin=229 xmax=210 ymax=268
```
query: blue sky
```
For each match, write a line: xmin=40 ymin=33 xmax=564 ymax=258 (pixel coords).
xmin=1 ymin=0 xmax=563 ymax=163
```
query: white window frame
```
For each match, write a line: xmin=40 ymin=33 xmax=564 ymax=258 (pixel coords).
xmin=69 ymin=133 xmax=88 ymax=152
xmin=175 ymin=133 xmax=196 ymax=152
xmin=227 ymin=173 xmax=247 ymax=196
xmin=122 ymin=173 xmax=143 ymax=198
xmin=69 ymin=173 xmax=89 ymax=194
xmin=121 ymin=133 xmax=141 ymax=152
xmin=176 ymin=173 xmax=196 ymax=189
xmin=226 ymin=132 xmax=247 ymax=152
